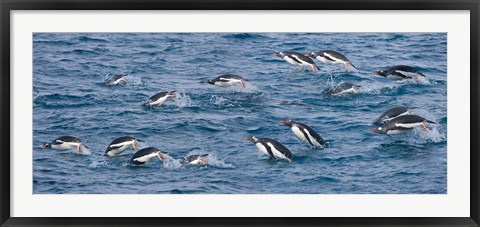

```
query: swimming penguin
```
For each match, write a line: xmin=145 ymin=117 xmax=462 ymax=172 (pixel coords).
xmin=280 ymin=120 xmax=325 ymax=148
xmin=205 ymin=74 xmax=247 ymax=88
xmin=370 ymin=115 xmax=436 ymax=135
xmin=40 ymin=136 xmax=88 ymax=153
xmin=185 ymin=154 xmax=209 ymax=165
xmin=130 ymin=147 xmax=165 ymax=165
xmin=324 ymin=82 xmax=360 ymax=96
xmin=105 ymin=136 xmax=144 ymax=157
xmin=244 ymin=136 xmax=293 ymax=162
xmin=104 ymin=74 xmax=128 ymax=85
xmin=305 ymin=50 xmax=357 ymax=72
xmin=145 ymin=91 xmax=176 ymax=107
xmin=372 ymin=106 xmax=411 ymax=125
xmin=373 ymin=65 xmax=425 ymax=80
xmin=273 ymin=51 xmax=319 ymax=72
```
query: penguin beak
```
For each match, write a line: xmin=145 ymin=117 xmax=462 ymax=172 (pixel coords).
xmin=280 ymin=120 xmax=289 ymax=125
xmin=373 ymin=71 xmax=381 ymax=75
xmin=133 ymin=141 xmax=139 ymax=151
xmin=168 ymin=93 xmax=177 ymax=98
xmin=272 ymin=53 xmax=280 ymax=57
xmin=40 ymin=143 xmax=47 ymax=148
xmin=244 ymin=137 xmax=253 ymax=141
xmin=370 ymin=129 xmax=379 ymax=133
xmin=304 ymin=53 xmax=312 ymax=57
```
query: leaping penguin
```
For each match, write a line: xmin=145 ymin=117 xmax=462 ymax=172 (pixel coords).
xmin=40 ymin=136 xmax=88 ymax=153
xmin=273 ymin=51 xmax=319 ymax=72
xmin=372 ymin=106 xmax=411 ymax=125
xmin=373 ymin=65 xmax=425 ymax=81
xmin=244 ymin=136 xmax=293 ymax=162
xmin=130 ymin=147 xmax=166 ymax=165
xmin=280 ymin=120 xmax=325 ymax=148
xmin=205 ymin=74 xmax=247 ymax=88
xmin=185 ymin=154 xmax=209 ymax=165
xmin=305 ymin=50 xmax=357 ymax=72
xmin=105 ymin=136 xmax=144 ymax=157
xmin=370 ymin=115 xmax=436 ymax=135
xmin=324 ymin=82 xmax=360 ymax=96
xmin=145 ymin=91 xmax=176 ymax=107
xmin=104 ymin=74 xmax=128 ymax=85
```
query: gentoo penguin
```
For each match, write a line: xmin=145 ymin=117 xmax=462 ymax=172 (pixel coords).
xmin=104 ymin=74 xmax=128 ymax=85
xmin=324 ymin=82 xmax=360 ymax=96
xmin=130 ymin=147 xmax=165 ymax=165
xmin=205 ymin=74 xmax=246 ymax=88
xmin=273 ymin=51 xmax=319 ymax=72
xmin=145 ymin=91 xmax=176 ymax=107
xmin=370 ymin=115 xmax=436 ymax=135
xmin=244 ymin=136 xmax=293 ymax=162
xmin=105 ymin=136 xmax=144 ymax=157
xmin=280 ymin=120 xmax=325 ymax=148
xmin=372 ymin=106 xmax=411 ymax=125
xmin=185 ymin=154 xmax=209 ymax=165
xmin=40 ymin=136 xmax=88 ymax=153
xmin=373 ymin=65 xmax=425 ymax=80
xmin=305 ymin=50 xmax=357 ymax=72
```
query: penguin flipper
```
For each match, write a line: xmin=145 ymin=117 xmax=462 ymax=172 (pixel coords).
xmin=263 ymin=143 xmax=276 ymax=159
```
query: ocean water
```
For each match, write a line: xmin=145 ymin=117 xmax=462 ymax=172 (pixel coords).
xmin=33 ymin=33 xmax=447 ymax=194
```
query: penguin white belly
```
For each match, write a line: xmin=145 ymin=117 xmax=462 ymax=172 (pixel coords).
xmin=316 ymin=56 xmax=334 ymax=64
xmin=292 ymin=126 xmax=309 ymax=143
xmin=395 ymin=70 xmax=419 ymax=78
xmin=133 ymin=153 xmax=158 ymax=163
xmin=331 ymin=87 xmax=357 ymax=96
xmin=267 ymin=143 xmax=290 ymax=161
xmin=382 ymin=112 xmax=411 ymax=124
xmin=109 ymin=78 xmax=125 ymax=85
xmin=386 ymin=129 xmax=412 ymax=135
xmin=283 ymin=56 xmax=301 ymax=66
xmin=215 ymin=79 xmax=239 ymax=87
xmin=395 ymin=122 xmax=424 ymax=129
xmin=149 ymin=96 xmax=168 ymax=106
xmin=107 ymin=141 xmax=132 ymax=156
xmin=255 ymin=143 xmax=271 ymax=157
xmin=386 ymin=75 xmax=404 ymax=80
xmin=188 ymin=159 xmax=201 ymax=165
xmin=51 ymin=142 xmax=79 ymax=150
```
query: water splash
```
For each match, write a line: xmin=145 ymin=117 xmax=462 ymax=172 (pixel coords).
xmin=88 ymin=160 xmax=108 ymax=168
xmin=162 ymin=154 xmax=183 ymax=170
xmin=358 ymin=80 xmax=399 ymax=95
xmin=172 ymin=90 xmax=194 ymax=107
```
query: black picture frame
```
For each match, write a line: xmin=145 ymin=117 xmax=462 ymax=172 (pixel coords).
xmin=1 ymin=0 xmax=478 ymax=226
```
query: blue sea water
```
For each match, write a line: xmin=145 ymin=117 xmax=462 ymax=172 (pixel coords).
xmin=32 ymin=33 xmax=447 ymax=194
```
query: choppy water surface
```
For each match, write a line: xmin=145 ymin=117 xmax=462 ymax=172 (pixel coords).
xmin=33 ymin=33 xmax=447 ymax=194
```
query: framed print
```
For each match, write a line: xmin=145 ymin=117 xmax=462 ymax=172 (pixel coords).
xmin=1 ymin=0 xmax=479 ymax=226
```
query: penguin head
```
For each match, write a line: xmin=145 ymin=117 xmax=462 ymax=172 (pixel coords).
xmin=373 ymin=70 xmax=386 ymax=77
xmin=167 ymin=91 xmax=177 ymax=98
xmin=370 ymin=126 xmax=387 ymax=134
xmin=244 ymin=136 xmax=259 ymax=143
xmin=156 ymin=151 xmax=166 ymax=162
xmin=272 ymin=52 xmax=284 ymax=58
xmin=205 ymin=80 xmax=215 ymax=85
xmin=280 ymin=119 xmax=294 ymax=127
xmin=304 ymin=52 xmax=317 ymax=58
xmin=40 ymin=143 xmax=51 ymax=149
